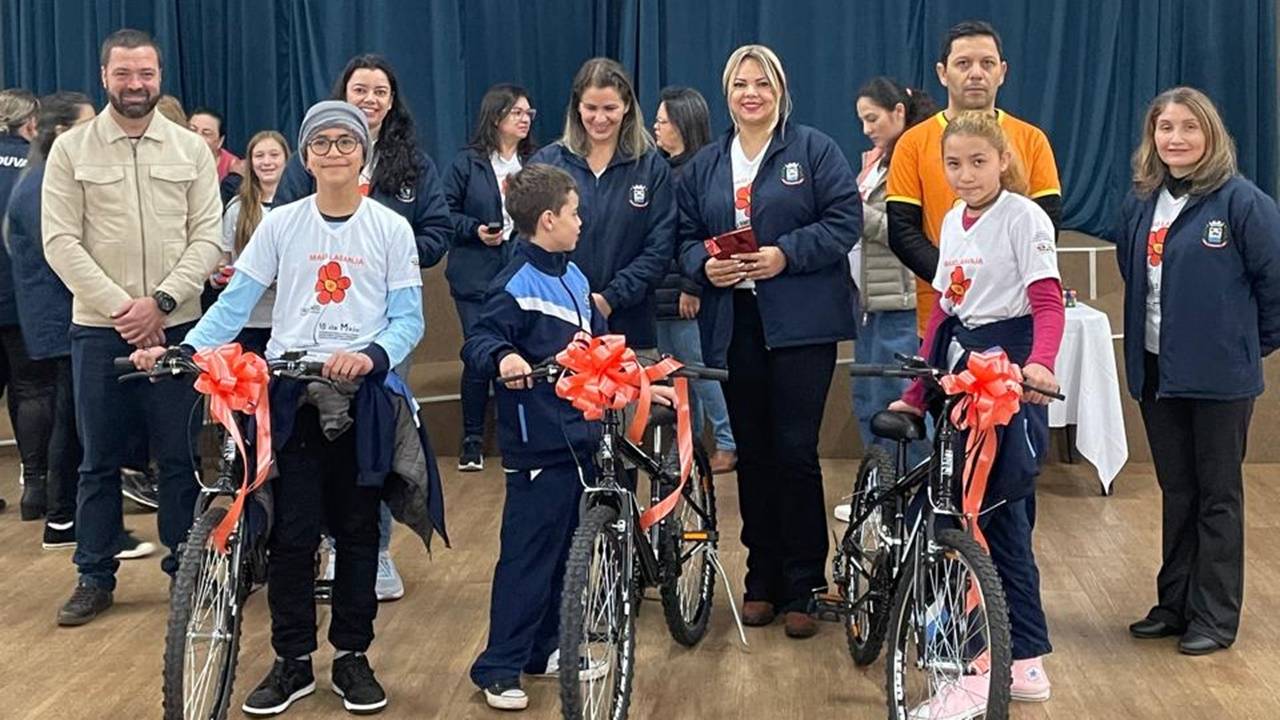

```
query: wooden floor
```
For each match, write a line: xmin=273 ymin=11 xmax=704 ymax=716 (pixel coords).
xmin=1 ymin=454 xmax=1278 ymax=720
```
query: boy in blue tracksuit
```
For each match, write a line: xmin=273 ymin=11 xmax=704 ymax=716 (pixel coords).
xmin=462 ymin=164 xmax=606 ymax=711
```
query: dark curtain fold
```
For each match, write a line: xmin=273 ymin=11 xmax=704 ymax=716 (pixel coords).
xmin=0 ymin=0 xmax=1273 ymax=234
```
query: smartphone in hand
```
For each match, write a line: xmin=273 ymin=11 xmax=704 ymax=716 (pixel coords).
xmin=485 ymin=222 xmax=503 ymax=234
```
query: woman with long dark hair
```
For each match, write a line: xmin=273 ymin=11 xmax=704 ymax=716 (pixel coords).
xmin=443 ymin=83 xmax=537 ymax=471
xmin=530 ymin=58 xmax=675 ymax=350
xmin=652 ymin=86 xmax=737 ymax=474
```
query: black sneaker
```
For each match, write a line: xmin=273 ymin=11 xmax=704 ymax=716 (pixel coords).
xmin=115 ymin=530 xmax=157 ymax=560
xmin=458 ymin=436 xmax=484 ymax=472
xmin=56 ymin=582 xmax=113 ymax=626
xmin=42 ymin=521 xmax=76 ymax=549
xmin=483 ymin=677 xmax=528 ymax=710
xmin=331 ymin=653 xmax=387 ymax=714
xmin=242 ymin=657 xmax=316 ymax=716
xmin=120 ymin=467 xmax=159 ymax=510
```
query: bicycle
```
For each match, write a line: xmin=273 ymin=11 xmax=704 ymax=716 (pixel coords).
xmin=813 ymin=352 xmax=1064 ymax=720
xmin=501 ymin=352 xmax=734 ymax=720
xmin=117 ymin=349 xmax=327 ymax=720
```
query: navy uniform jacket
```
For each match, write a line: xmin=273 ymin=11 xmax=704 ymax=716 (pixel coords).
xmin=442 ymin=147 xmax=520 ymax=302
xmin=0 ymin=134 xmax=31 ymax=326
xmin=462 ymin=240 xmax=607 ymax=470
xmin=529 ymin=142 xmax=675 ymax=348
xmin=1108 ymin=175 xmax=1280 ymax=401
xmin=678 ymin=122 xmax=863 ymax=367
xmin=276 ymin=149 xmax=453 ymax=268
xmin=3 ymin=163 xmax=74 ymax=359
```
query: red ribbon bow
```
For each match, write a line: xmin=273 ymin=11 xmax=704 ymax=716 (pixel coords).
xmin=939 ymin=350 xmax=1024 ymax=551
xmin=192 ymin=344 xmax=273 ymax=554
xmin=554 ymin=333 xmax=694 ymax=530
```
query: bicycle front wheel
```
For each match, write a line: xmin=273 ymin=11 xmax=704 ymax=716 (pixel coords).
xmin=885 ymin=528 xmax=1011 ymax=720
xmin=162 ymin=505 xmax=244 ymax=720
xmin=559 ymin=504 xmax=635 ymax=720
xmin=842 ymin=445 xmax=895 ymax=666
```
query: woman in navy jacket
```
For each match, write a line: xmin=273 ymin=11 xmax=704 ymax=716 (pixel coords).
xmin=276 ymin=54 xmax=453 ymax=273
xmin=678 ymin=45 xmax=862 ymax=638
xmin=529 ymin=57 xmax=675 ymax=350
xmin=1110 ymin=87 xmax=1280 ymax=656
xmin=444 ymin=84 xmax=537 ymax=471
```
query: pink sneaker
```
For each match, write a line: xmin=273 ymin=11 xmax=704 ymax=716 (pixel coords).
xmin=908 ymin=673 xmax=989 ymax=720
xmin=1011 ymin=657 xmax=1051 ymax=702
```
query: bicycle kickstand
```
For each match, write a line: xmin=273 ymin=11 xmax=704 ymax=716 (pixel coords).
xmin=704 ymin=546 xmax=750 ymax=650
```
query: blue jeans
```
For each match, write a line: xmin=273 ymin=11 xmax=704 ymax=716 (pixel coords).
xmin=655 ymin=319 xmax=735 ymax=451
xmin=70 ymin=323 xmax=202 ymax=590
xmin=454 ymin=298 xmax=491 ymax=440
xmin=852 ymin=310 xmax=926 ymax=467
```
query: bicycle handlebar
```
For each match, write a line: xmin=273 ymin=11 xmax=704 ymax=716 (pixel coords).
xmin=498 ymin=356 xmax=729 ymax=385
xmin=849 ymin=359 xmax=1066 ymax=401
xmin=116 ymin=350 xmax=328 ymax=384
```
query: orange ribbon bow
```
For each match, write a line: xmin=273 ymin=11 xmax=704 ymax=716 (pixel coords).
xmin=192 ymin=344 xmax=273 ymax=554
xmin=939 ymin=350 xmax=1024 ymax=551
xmin=554 ymin=333 xmax=694 ymax=531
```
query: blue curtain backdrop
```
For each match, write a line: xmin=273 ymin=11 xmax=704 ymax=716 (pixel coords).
xmin=1 ymin=0 xmax=1274 ymax=235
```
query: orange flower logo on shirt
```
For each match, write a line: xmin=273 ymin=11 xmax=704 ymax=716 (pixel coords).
xmin=1147 ymin=226 xmax=1168 ymax=267
xmin=315 ymin=261 xmax=352 ymax=305
xmin=735 ymin=186 xmax=752 ymax=217
xmin=944 ymin=265 xmax=972 ymax=306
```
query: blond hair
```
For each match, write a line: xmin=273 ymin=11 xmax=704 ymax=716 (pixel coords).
xmin=0 ymin=89 xmax=38 ymax=135
xmin=941 ymin=111 xmax=1028 ymax=195
xmin=155 ymin=95 xmax=186 ymax=125
xmin=721 ymin=44 xmax=792 ymax=135
xmin=234 ymin=131 xmax=290 ymax=255
xmin=1131 ymin=86 xmax=1236 ymax=198
xmin=561 ymin=57 xmax=652 ymax=161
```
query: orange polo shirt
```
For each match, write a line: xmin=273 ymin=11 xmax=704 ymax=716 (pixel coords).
xmin=886 ymin=109 xmax=1061 ymax=335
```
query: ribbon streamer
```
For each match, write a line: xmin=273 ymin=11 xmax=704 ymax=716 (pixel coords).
xmin=191 ymin=344 xmax=273 ymax=554
xmin=553 ymin=333 xmax=693 ymax=530
xmin=938 ymin=350 xmax=1024 ymax=551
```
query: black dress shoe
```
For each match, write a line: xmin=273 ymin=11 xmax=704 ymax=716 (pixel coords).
xmin=1129 ymin=617 xmax=1184 ymax=639
xmin=1178 ymin=632 xmax=1226 ymax=656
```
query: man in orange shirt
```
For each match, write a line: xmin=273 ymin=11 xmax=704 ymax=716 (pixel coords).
xmin=887 ymin=20 xmax=1062 ymax=335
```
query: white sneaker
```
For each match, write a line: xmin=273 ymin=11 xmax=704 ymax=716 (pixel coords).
xmin=483 ymin=680 xmax=528 ymax=710
xmin=115 ymin=531 xmax=156 ymax=560
xmin=375 ymin=550 xmax=404 ymax=602
xmin=833 ymin=503 xmax=852 ymax=523
xmin=531 ymin=649 xmax=610 ymax=682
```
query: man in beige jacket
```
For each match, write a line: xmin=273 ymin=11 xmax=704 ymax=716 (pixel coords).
xmin=42 ymin=29 xmax=223 ymax=626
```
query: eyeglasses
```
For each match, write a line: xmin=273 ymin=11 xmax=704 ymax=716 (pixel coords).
xmin=307 ymin=136 xmax=360 ymax=156
xmin=508 ymin=107 xmax=537 ymax=121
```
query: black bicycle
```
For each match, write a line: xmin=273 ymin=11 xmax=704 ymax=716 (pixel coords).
xmin=501 ymin=355 xmax=730 ymax=720
xmin=118 ymin=350 xmax=326 ymax=720
xmin=814 ymin=354 xmax=1064 ymax=720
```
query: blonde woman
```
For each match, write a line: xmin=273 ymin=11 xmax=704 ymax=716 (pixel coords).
xmin=1111 ymin=87 xmax=1280 ymax=656
xmin=529 ymin=57 xmax=675 ymax=349
xmin=676 ymin=44 xmax=862 ymax=638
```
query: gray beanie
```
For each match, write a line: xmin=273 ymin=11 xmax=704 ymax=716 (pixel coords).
xmin=297 ymin=100 xmax=370 ymax=162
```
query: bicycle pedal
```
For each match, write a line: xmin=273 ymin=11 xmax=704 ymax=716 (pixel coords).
xmin=810 ymin=594 xmax=849 ymax=622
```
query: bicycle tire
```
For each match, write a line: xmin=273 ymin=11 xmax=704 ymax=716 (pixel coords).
xmin=162 ymin=505 xmax=244 ymax=720
xmin=844 ymin=445 xmax=896 ymax=666
xmin=885 ymin=528 xmax=1011 ymax=720
xmin=559 ymin=504 xmax=635 ymax=720
xmin=659 ymin=441 xmax=717 ymax=646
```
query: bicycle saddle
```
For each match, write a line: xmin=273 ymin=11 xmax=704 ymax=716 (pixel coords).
xmin=870 ymin=410 xmax=926 ymax=442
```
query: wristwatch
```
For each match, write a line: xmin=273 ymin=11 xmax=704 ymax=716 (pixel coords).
xmin=152 ymin=290 xmax=177 ymax=314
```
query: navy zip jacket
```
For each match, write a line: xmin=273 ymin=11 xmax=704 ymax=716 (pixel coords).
xmin=0 ymin=134 xmax=31 ymax=327
xmin=3 ymin=163 xmax=74 ymax=359
xmin=442 ymin=147 xmax=520 ymax=302
xmin=1107 ymin=175 xmax=1280 ymax=401
xmin=655 ymin=151 xmax=701 ymax=321
xmin=678 ymin=122 xmax=863 ymax=366
xmin=461 ymin=240 xmax=607 ymax=470
xmin=528 ymin=142 xmax=675 ymax=348
xmin=275 ymin=149 xmax=453 ymax=268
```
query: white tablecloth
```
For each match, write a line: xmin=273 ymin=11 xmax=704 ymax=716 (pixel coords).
xmin=1049 ymin=303 xmax=1128 ymax=493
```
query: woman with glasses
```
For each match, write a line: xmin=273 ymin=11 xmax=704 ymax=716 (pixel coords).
xmin=529 ymin=57 xmax=675 ymax=351
xmin=443 ymin=84 xmax=538 ymax=471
